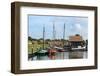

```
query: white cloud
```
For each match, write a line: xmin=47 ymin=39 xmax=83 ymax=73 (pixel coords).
xmin=69 ymin=25 xmax=73 ymax=29
xmin=75 ymin=23 xmax=82 ymax=30
xmin=74 ymin=23 xmax=88 ymax=40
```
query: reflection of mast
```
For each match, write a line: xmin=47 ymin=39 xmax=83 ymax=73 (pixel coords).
xmin=63 ymin=23 xmax=65 ymax=46
xmin=43 ymin=25 xmax=45 ymax=49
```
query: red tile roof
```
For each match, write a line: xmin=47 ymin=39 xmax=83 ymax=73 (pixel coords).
xmin=69 ymin=35 xmax=83 ymax=41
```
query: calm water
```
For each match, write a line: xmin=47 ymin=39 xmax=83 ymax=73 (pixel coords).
xmin=29 ymin=51 xmax=87 ymax=61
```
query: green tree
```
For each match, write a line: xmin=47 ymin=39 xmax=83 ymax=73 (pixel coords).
xmin=28 ymin=36 xmax=33 ymax=41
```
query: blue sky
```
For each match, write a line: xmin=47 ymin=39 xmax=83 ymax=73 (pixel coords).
xmin=28 ymin=15 xmax=88 ymax=40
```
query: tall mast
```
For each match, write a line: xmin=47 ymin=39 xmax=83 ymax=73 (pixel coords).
xmin=43 ymin=25 xmax=45 ymax=49
xmin=63 ymin=23 xmax=65 ymax=46
xmin=53 ymin=22 xmax=56 ymax=40
xmin=53 ymin=22 xmax=56 ymax=47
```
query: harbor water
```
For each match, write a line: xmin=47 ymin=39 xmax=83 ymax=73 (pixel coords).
xmin=28 ymin=50 xmax=87 ymax=61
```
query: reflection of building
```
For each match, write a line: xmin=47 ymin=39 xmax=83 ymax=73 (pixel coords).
xmin=69 ymin=34 xmax=84 ymax=48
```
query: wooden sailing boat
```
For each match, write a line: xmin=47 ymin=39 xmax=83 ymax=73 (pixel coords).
xmin=56 ymin=23 xmax=65 ymax=52
xmin=37 ymin=25 xmax=48 ymax=56
xmin=48 ymin=22 xmax=57 ymax=59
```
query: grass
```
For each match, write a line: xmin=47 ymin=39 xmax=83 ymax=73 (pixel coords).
xmin=28 ymin=40 xmax=49 ymax=54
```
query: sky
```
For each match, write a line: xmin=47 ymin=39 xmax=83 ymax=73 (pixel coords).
xmin=28 ymin=15 xmax=88 ymax=40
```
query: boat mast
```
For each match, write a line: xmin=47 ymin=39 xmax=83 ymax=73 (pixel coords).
xmin=63 ymin=23 xmax=65 ymax=46
xmin=43 ymin=25 xmax=45 ymax=50
xmin=53 ymin=22 xmax=56 ymax=47
xmin=53 ymin=22 xmax=56 ymax=40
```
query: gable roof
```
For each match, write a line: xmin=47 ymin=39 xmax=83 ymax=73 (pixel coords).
xmin=69 ymin=35 xmax=83 ymax=42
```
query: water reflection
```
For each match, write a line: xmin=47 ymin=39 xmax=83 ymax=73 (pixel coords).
xmin=28 ymin=51 xmax=87 ymax=61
